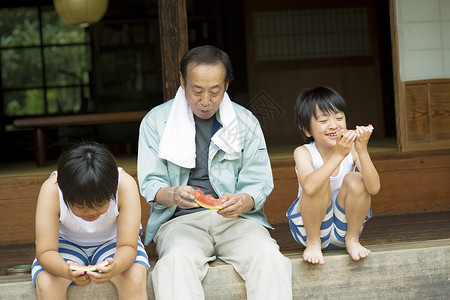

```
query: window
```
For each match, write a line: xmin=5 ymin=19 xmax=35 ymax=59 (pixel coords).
xmin=253 ymin=8 xmax=370 ymax=61
xmin=0 ymin=5 xmax=90 ymax=131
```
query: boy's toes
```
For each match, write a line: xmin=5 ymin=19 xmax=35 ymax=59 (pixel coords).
xmin=318 ymin=256 xmax=325 ymax=265
xmin=303 ymin=245 xmax=325 ymax=265
xmin=305 ymin=255 xmax=325 ymax=265
xmin=360 ymin=248 xmax=371 ymax=258
xmin=346 ymin=240 xmax=371 ymax=261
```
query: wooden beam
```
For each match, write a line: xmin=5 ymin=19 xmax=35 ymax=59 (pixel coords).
xmin=13 ymin=111 xmax=148 ymax=166
xmin=158 ymin=0 xmax=189 ymax=101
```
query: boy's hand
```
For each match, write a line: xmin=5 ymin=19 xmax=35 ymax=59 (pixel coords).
xmin=337 ymin=129 xmax=356 ymax=157
xmin=86 ymin=258 xmax=115 ymax=284
xmin=354 ymin=125 xmax=373 ymax=153
xmin=67 ymin=261 xmax=91 ymax=286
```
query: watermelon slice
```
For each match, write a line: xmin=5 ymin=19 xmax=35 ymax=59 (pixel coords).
xmin=192 ymin=188 xmax=223 ymax=210
xmin=341 ymin=124 xmax=374 ymax=137
xmin=69 ymin=261 xmax=109 ymax=272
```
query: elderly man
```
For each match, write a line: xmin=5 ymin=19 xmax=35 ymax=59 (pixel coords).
xmin=138 ymin=45 xmax=292 ymax=299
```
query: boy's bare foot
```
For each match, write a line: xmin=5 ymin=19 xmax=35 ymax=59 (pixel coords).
xmin=303 ymin=244 xmax=325 ymax=265
xmin=346 ymin=240 xmax=371 ymax=261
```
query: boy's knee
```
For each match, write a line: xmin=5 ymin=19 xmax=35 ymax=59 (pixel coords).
xmin=343 ymin=172 xmax=366 ymax=195
xmin=35 ymin=273 xmax=51 ymax=295
xmin=36 ymin=272 xmax=69 ymax=298
xmin=128 ymin=264 xmax=148 ymax=286
xmin=112 ymin=264 xmax=148 ymax=297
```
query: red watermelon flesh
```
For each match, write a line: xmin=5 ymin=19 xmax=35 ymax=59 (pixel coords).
xmin=341 ymin=124 xmax=374 ymax=136
xmin=69 ymin=261 xmax=109 ymax=272
xmin=192 ymin=189 xmax=223 ymax=210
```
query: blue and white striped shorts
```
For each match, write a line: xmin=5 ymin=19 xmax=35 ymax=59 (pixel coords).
xmin=32 ymin=234 xmax=149 ymax=286
xmin=286 ymin=197 xmax=372 ymax=250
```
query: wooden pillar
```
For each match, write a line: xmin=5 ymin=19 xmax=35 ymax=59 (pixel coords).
xmin=158 ymin=0 xmax=189 ymax=101
xmin=34 ymin=128 xmax=47 ymax=167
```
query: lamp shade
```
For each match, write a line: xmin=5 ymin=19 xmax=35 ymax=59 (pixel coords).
xmin=54 ymin=0 xmax=109 ymax=27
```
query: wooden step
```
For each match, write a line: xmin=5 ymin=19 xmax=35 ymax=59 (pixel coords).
xmin=1 ymin=239 xmax=448 ymax=299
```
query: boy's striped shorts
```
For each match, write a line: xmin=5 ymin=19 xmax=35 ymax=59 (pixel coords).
xmin=286 ymin=197 xmax=372 ymax=250
xmin=32 ymin=234 xmax=149 ymax=286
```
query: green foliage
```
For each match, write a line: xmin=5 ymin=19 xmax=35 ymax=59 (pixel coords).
xmin=1 ymin=48 xmax=43 ymax=89
xmin=4 ymin=89 xmax=44 ymax=116
xmin=1 ymin=6 xmax=89 ymax=119
xmin=0 ymin=8 xmax=40 ymax=47
xmin=41 ymin=9 xmax=87 ymax=44
xmin=47 ymin=87 xmax=80 ymax=114
xmin=45 ymin=45 xmax=89 ymax=86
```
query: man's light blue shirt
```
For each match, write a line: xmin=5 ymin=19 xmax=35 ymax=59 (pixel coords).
xmin=138 ymin=99 xmax=274 ymax=245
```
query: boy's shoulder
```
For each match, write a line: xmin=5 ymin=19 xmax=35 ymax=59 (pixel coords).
xmin=41 ymin=173 xmax=58 ymax=190
xmin=294 ymin=144 xmax=310 ymax=154
xmin=118 ymin=169 xmax=138 ymax=188
xmin=38 ymin=173 xmax=59 ymax=205
xmin=293 ymin=144 xmax=313 ymax=160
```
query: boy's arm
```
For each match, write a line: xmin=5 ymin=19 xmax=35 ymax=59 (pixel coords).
xmin=294 ymin=146 xmax=341 ymax=196
xmin=295 ymin=131 xmax=356 ymax=196
xmin=35 ymin=176 xmax=76 ymax=281
xmin=353 ymin=126 xmax=381 ymax=195
xmin=92 ymin=170 xmax=142 ymax=282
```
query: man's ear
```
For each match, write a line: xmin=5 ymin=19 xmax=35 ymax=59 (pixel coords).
xmin=179 ymin=71 xmax=185 ymax=89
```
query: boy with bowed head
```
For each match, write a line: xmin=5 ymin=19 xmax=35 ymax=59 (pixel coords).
xmin=287 ymin=87 xmax=380 ymax=265
xmin=138 ymin=45 xmax=292 ymax=299
xmin=33 ymin=142 xmax=149 ymax=299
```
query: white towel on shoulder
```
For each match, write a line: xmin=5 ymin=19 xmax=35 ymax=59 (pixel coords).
xmin=158 ymin=86 xmax=241 ymax=168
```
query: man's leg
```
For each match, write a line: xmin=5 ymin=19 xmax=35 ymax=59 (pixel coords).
xmin=213 ymin=216 xmax=292 ymax=300
xmin=152 ymin=211 xmax=216 ymax=300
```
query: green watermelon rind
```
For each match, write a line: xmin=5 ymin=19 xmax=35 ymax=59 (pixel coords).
xmin=193 ymin=198 xmax=223 ymax=210
xmin=69 ymin=261 xmax=109 ymax=272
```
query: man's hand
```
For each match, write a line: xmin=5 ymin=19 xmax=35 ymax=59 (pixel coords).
xmin=218 ymin=193 xmax=254 ymax=218
xmin=168 ymin=186 xmax=199 ymax=209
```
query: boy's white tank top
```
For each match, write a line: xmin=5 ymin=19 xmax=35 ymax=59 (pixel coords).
xmin=296 ymin=142 xmax=355 ymax=202
xmin=54 ymin=168 xmax=122 ymax=246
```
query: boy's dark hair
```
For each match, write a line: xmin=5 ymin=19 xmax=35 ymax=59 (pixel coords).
xmin=57 ymin=142 xmax=118 ymax=208
xmin=180 ymin=45 xmax=234 ymax=86
xmin=294 ymin=86 xmax=347 ymax=143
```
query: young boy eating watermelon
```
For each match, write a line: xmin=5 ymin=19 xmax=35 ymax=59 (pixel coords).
xmin=32 ymin=142 xmax=149 ymax=299
xmin=286 ymin=87 xmax=380 ymax=265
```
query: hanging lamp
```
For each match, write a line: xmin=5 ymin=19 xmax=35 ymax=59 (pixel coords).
xmin=54 ymin=0 xmax=109 ymax=27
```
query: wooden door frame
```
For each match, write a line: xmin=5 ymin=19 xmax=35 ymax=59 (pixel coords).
xmin=389 ymin=0 xmax=404 ymax=151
